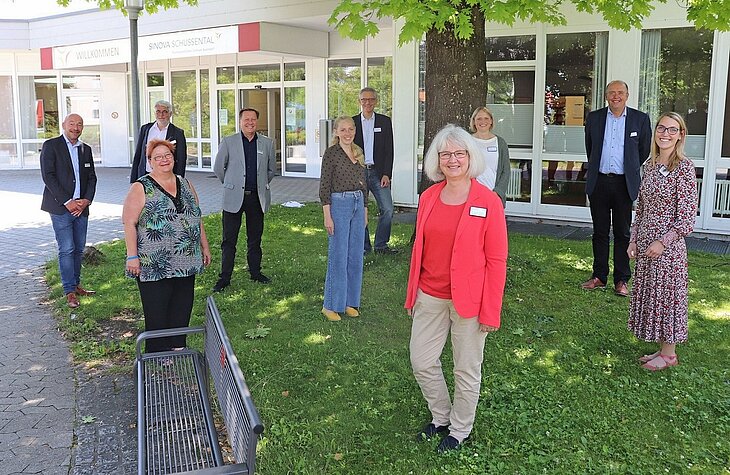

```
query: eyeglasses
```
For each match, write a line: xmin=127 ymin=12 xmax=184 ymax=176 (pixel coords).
xmin=656 ymin=125 xmax=680 ymax=135
xmin=359 ymin=98 xmax=377 ymax=103
xmin=150 ymin=153 xmax=173 ymax=162
xmin=155 ymin=109 xmax=170 ymax=115
xmin=438 ymin=150 xmax=469 ymax=161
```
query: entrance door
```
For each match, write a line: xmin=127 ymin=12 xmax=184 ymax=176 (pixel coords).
xmin=63 ymin=93 xmax=102 ymax=163
xmin=239 ymin=89 xmax=281 ymax=174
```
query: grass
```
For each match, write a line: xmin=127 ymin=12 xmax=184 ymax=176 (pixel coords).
xmin=45 ymin=204 xmax=730 ymax=474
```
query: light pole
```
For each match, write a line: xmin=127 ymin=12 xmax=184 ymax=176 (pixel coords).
xmin=125 ymin=0 xmax=144 ymax=154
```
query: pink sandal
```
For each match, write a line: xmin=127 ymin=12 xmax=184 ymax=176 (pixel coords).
xmin=641 ymin=354 xmax=679 ymax=371
xmin=638 ymin=351 xmax=661 ymax=364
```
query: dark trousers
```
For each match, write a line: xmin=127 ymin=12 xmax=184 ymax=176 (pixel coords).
xmin=137 ymin=275 xmax=195 ymax=353
xmin=220 ymin=192 xmax=264 ymax=282
xmin=589 ymin=174 xmax=633 ymax=285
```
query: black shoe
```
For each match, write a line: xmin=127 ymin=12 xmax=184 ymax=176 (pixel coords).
xmin=374 ymin=247 xmax=398 ymax=255
xmin=250 ymin=273 xmax=271 ymax=284
xmin=212 ymin=279 xmax=229 ymax=292
xmin=437 ymin=435 xmax=463 ymax=453
xmin=417 ymin=423 xmax=449 ymax=441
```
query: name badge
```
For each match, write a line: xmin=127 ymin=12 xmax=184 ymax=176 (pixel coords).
xmin=84 ymin=163 xmax=91 ymax=168
xmin=469 ymin=206 xmax=487 ymax=218
xmin=170 ymin=140 xmax=177 ymax=144
xmin=630 ymin=131 xmax=638 ymax=137
xmin=374 ymin=127 xmax=382 ymax=132
xmin=487 ymin=146 xmax=498 ymax=152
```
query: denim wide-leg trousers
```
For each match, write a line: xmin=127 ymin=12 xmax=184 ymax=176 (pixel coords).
xmin=324 ymin=191 xmax=365 ymax=312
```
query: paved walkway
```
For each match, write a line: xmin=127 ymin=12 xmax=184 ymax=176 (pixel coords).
xmin=0 ymin=167 xmax=726 ymax=474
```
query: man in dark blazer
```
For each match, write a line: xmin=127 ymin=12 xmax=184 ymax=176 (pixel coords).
xmin=582 ymin=80 xmax=652 ymax=297
xmin=353 ymin=87 xmax=396 ymax=254
xmin=41 ymin=114 xmax=97 ymax=308
xmin=212 ymin=108 xmax=276 ymax=291
xmin=130 ymin=100 xmax=187 ymax=182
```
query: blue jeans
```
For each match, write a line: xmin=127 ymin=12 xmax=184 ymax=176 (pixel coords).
xmin=364 ymin=168 xmax=394 ymax=251
xmin=50 ymin=211 xmax=88 ymax=294
xmin=324 ymin=191 xmax=366 ymax=312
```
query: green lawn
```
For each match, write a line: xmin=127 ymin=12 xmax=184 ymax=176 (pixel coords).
xmin=46 ymin=204 xmax=730 ymax=474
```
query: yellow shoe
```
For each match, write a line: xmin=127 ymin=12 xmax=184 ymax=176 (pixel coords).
xmin=345 ymin=306 xmax=360 ymax=317
xmin=322 ymin=308 xmax=341 ymax=321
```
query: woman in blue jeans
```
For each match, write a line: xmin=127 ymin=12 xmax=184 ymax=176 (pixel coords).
xmin=319 ymin=116 xmax=368 ymax=321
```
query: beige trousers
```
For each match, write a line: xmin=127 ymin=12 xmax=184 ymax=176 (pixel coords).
xmin=409 ymin=289 xmax=488 ymax=442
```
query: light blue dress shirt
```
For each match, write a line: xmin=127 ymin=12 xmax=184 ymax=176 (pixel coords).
xmin=599 ymin=108 xmax=626 ymax=175
xmin=63 ymin=134 xmax=83 ymax=201
xmin=361 ymin=113 xmax=375 ymax=166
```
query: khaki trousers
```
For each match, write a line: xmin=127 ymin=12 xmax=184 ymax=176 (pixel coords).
xmin=409 ymin=289 xmax=488 ymax=442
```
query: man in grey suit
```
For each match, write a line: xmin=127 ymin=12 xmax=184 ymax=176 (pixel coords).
xmin=213 ymin=108 xmax=276 ymax=291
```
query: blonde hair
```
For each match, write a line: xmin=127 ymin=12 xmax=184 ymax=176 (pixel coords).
xmin=650 ymin=112 xmax=687 ymax=172
xmin=423 ymin=124 xmax=486 ymax=182
xmin=469 ymin=106 xmax=494 ymax=133
xmin=331 ymin=116 xmax=365 ymax=166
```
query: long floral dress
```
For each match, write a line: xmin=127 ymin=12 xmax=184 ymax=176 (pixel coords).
xmin=628 ymin=157 xmax=697 ymax=343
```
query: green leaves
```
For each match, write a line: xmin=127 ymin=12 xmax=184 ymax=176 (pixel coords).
xmin=56 ymin=0 xmax=198 ymax=16
xmin=245 ymin=324 xmax=272 ymax=339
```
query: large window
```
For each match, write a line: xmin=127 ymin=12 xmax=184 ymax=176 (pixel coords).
xmin=18 ymin=76 xmax=58 ymax=168
xmin=171 ymin=70 xmax=198 ymax=167
xmin=238 ymin=64 xmax=280 ymax=83
xmin=721 ymin=53 xmax=730 ymax=158
xmin=284 ymin=87 xmax=306 ymax=173
xmin=328 ymin=59 xmax=361 ymax=118
xmin=367 ymin=57 xmax=392 ymax=116
xmin=639 ymin=27 xmax=713 ymax=158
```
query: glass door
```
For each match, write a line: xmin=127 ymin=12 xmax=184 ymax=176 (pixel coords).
xmin=62 ymin=93 xmax=102 ymax=162
xmin=239 ymin=88 xmax=281 ymax=174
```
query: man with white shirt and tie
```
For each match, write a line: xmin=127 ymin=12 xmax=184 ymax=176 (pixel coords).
xmin=353 ymin=87 xmax=396 ymax=254
xmin=582 ymin=80 xmax=652 ymax=297
xmin=40 ymin=114 xmax=97 ymax=308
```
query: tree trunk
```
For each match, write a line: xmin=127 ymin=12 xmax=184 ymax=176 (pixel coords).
xmin=419 ymin=6 xmax=487 ymax=194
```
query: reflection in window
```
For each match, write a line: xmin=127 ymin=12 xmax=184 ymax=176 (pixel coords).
xmin=216 ymin=67 xmax=235 ymax=85
xmin=284 ymin=63 xmax=306 ymax=82
xmin=146 ymin=73 xmax=164 ymax=87
xmin=186 ymin=142 xmax=198 ymax=167
xmin=171 ymin=70 xmax=197 ymax=138
xmin=201 ymin=70 xmax=210 ymax=139
xmin=540 ymin=160 xmax=588 ymax=207
xmin=711 ymin=168 xmax=730 ymax=218
xmin=486 ymin=36 xmax=536 ymax=61
xmin=285 ymin=87 xmax=306 ymax=173
xmin=328 ymin=59 xmax=361 ymax=119
xmin=544 ymin=32 xmax=607 ymax=154
xmin=0 ymin=143 xmax=19 ymax=169
xmin=238 ymin=64 xmax=280 ymax=83
xmin=367 ymin=57 xmax=392 ymax=116
xmin=147 ymin=90 xmax=165 ymax=122
xmin=202 ymin=143 xmax=212 ymax=168
xmin=507 ymin=159 xmax=531 ymax=203
xmin=63 ymin=76 xmax=101 ymax=89
xmin=217 ymin=90 xmax=236 ymax=142
xmin=639 ymin=28 xmax=712 ymax=158
xmin=19 ymin=76 xmax=58 ymax=140
xmin=417 ymin=41 xmax=426 ymax=173
xmin=487 ymin=71 xmax=535 ymax=148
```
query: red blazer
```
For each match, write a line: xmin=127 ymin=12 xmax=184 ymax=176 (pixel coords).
xmin=405 ymin=179 xmax=508 ymax=328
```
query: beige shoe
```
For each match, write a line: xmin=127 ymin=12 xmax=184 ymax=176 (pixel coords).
xmin=345 ymin=306 xmax=360 ymax=317
xmin=322 ymin=308 xmax=341 ymax=321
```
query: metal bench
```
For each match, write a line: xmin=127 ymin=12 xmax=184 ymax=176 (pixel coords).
xmin=135 ymin=296 xmax=264 ymax=474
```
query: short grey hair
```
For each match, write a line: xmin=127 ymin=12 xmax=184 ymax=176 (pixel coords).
xmin=423 ymin=124 xmax=486 ymax=182
xmin=155 ymin=100 xmax=173 ymax=114
xmin=359 ymin=87 xmax=377 ymax=99
xmin=605 ymin=80 xmax=629 ymax=94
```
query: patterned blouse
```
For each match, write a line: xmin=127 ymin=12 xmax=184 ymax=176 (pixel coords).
xmin=319 ymin=143 xmax=367 ymax=206
xmin=135 ymin=175 xmax=205 ymax=282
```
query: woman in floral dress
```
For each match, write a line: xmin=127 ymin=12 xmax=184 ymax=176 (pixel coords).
xmin=123 ymin=139 xmax=211 ymax=352
xmin=627 ymin=112 xmax=697 ymax=371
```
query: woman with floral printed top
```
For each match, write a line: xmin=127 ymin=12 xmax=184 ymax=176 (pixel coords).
xmin=628 ymin=112 xmax=697 ymax=371
xmin=123 ymin=139 xmax=211 ymax=353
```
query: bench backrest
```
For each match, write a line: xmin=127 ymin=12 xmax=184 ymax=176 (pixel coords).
xmin=204 ymin=296 xmax=265 ymax=473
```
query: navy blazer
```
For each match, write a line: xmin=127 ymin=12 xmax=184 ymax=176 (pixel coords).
xmin=584 ymin=106 xmax=651 ymax=201
xmin=130 ymin=122 xmax=187 ymax=183
xmin=353 ymin=112 xmax=394 ymax=179
xmin=40 ymin=135 xmax=97 ymax=216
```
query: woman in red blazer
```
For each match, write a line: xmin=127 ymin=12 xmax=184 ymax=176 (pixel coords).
xmin=405 ymin=124 xmax=508 ymax=453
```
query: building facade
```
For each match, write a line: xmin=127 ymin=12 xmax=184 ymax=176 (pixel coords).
xmin=1 ymin=0 xmax=728 ymax=234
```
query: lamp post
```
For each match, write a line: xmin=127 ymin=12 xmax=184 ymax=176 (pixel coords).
xmin=125 ymin=0 xmax=144 ymax=154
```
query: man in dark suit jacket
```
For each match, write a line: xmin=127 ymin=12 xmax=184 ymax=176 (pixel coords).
xmin=353 ymin=87 xmax=396 ymax=254
xmin=130 ymin=100 xmax=187 ymax=182
xmin=41 ymin=114 xmax=97 ymax=308
xmin=582 ymin=80 xmax=652 ymax=297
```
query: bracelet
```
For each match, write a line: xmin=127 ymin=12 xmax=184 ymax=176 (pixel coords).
xmin=126 ymin=255 xmax=139 ymax=261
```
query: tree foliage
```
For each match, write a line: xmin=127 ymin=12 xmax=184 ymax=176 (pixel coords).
xmin=56 ymin=0 xmax=197 ymax=16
